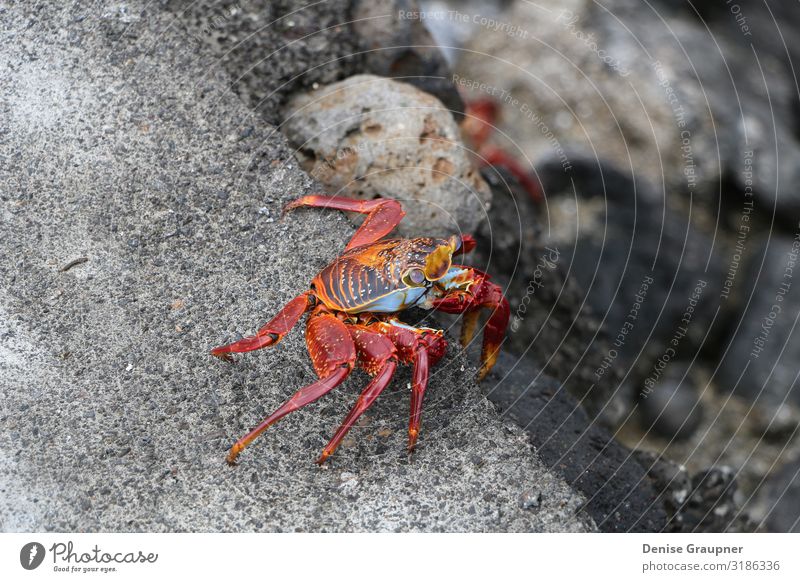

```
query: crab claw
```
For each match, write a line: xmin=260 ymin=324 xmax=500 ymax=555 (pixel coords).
xmin=432 ymin=268 xmax=510 ymax=380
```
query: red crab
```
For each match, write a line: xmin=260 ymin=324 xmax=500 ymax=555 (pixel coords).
xmin=212 ymin=194 xmax=510 ymax=465
xmin=462 ymin=98 xmax=543 ymax=203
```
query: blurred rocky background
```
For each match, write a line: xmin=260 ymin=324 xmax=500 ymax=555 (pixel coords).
xmin=423 ymin=0 xmax=800 ymax=532
xmin=1 ymin=0 xmax=799 ymax=532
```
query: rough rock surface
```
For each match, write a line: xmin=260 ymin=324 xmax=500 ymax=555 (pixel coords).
xmin=754 ymin=455 xmax=800 ymax=533
xmin=282 ymin=74 xmax=492 ymax=237
xmin=0 ymin=3 xmax=594 ymax=532
xmin=671 ymin=467 xmax=758 ymax=533
xmin=163 ymin=0 xmax=362 ymax=126
xmin=634 ymin=452 xmax=759 ymax=533
xmin=171 ymin=0 xmax=464 ymax=126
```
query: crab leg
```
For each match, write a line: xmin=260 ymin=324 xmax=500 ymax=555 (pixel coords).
xmin=432 ymin=266 xmax=510 ymax=380
xmin=284 ymin=194 xmax=405 ymax=250
xmin=211 ymin=292 xmax=313 ymax=361
xmin=459 ymin=310 xmax=481 ymax=348
xmin=316 ymin=363 xmax=397 ymax=464
xmin=407 ymin=347 xmax=430 ymax=453
xmin=463 ymin=98 xmax=543 ymax=202
xmin=316 ymin=326 xmax=398 ymax=464
xmin=226 ymin=308 xmax=356 ymax=465
xmin=478 ymin=144 xmax=543 ymax=203
xmin=462 ymin=98 xmax=498 ymax=149
xmin=373 ymin=320 xmax=448 ymax=453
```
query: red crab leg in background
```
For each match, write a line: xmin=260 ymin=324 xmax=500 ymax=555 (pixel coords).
xmin=226 ymin=307 xmax=356 ymax=465
xmin=462 ymin=98 xmax=498 ymax=149
xmin=211 ymin=292 xmax=313 ymax=361
xmin=463 ymin=98 xmax=543 ymax=203
xmin=284 ymin=194 xmax=405 ymax=250
xmin=375 ymin=320 xmax=447 ymax=453
xmin=316 ymin=326 xmax=398 ymax=464
xmin=432 ymin=267 xmax=510 ymax=381
xmin=478 ymin=144 xmax=543 ymax=203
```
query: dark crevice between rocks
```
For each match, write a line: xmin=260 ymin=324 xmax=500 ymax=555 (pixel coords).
xmin=485 ymin=352 xmax=667 ymax=532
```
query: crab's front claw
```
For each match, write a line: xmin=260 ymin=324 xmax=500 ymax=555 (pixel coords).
xmin=432 ymin=269 xmax=510 ymax=381
xmin=474 ymin=279 xmax=510 ymax=380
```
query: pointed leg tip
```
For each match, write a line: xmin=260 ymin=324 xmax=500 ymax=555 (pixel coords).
xmin=211 ymin=349 xmax=234 ymax=363
xmin=315 ymin=446 xmax=335 ymax=465
xmin=407 ymin=429 xmax=419 ymax=456
xmin=226 ymin=444 xmax=244 ymax=465
xmin=477 ymin=350 xmax=500 ymax=382
xmin=283 ymin=200 xmax=302 ymax=214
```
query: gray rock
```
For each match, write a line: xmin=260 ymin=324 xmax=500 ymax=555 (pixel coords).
xmin=168 ymin=0 xmax=363 ymax=126
xmin=0 ymin=2 xmax=593 ymax=532
xmin=490 ymin=157 xmax=723 ymax=425
xmin=283 ymin=74 xmax=492 ymax=237
xmin=718 ymin=235 xmax=800 ymax=436
xmin=675 ymin=467 xmax=758 ymax=533
xmin=475 ymin=165 xmax=625 ymax=425
xmin=692 ymin=0 xmax=800 ymax=103
xmin=352 ymin=0 xmax=465 ymax=118
xmin=638 ymin=362 xmax=705 ymax=442
xmin=755 ymin=456 xmax=800 ymax=532
xmin=458 ymin=0 xmax=691 ymax=203
xmin=633 ymin=451 xmax=692 ymax=532
xmin=629 ymin=383 xmax=800 ymax=524
xmin=634 ymin=452 xmax=758 ymax=532
xmin=473 ymin=165 xmax=543 ymax=278
xmin=539 ymin=158 xmax=725 ymax=387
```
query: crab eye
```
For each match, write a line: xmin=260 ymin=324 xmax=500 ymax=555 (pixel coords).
xmin=404 ymin=268 xmax=426 ymax=286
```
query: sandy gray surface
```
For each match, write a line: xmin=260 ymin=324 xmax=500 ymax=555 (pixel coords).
xmin=0 ymin=3 xmax=594 ymax=532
